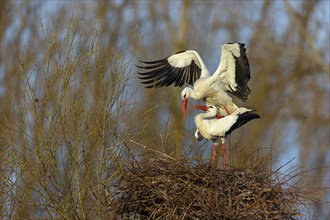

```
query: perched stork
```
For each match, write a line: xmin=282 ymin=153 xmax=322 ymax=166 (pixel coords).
xmin=193 ymin=105 xmax=260 ymax=169
xmin=137 ymin=43 xmax=251 ymax=120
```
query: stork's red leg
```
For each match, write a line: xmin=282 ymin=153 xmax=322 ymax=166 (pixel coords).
xmin=212 ymin=143 xmax=217 ymax=167
xmin=222 ymin=142 xmax=227 ymax=170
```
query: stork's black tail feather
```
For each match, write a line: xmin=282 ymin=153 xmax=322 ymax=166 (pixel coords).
xmin=225 ymin=112 xmax=260 ymax=136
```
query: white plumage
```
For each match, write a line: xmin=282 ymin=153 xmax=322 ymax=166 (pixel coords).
xmin=194 ymin=106 xmax=259 ymax=140
xmin=193 ymin=105 xmax=260 ymax=168
xmin=137 ymin=43 xmax=252 ymax=119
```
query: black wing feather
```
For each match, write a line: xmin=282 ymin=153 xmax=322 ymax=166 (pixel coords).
xmin=137 ymin=51 xmax=201 ymax=88
xmin=139 ymin=58 xmax=168 ymax=65
xmin=164 ymin=68 xmax=181 ymax=87
xmin=174 ymin=69 xmax=186 ymax=87
xmin=138 ymin=65 xmax=169 ymax=80
xmin=166 ymin=68 xmax=180 ymax=86
xmin=225 ymin=111 xmax=260 ymax=136
xmin=229 ymin=43 xmax=252 ymax=102
xmin=146 ymin=66 xmax=177 ymax=88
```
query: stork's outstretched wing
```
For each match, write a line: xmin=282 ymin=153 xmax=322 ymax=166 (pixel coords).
xmin=137 ymin=50 xmax=210 ymax=88
xmin=213 ymin=43 xmax=251 ymax=101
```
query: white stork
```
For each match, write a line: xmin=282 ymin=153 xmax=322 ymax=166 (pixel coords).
xmin=137 ymin=43 xmax=251 ymax=120
xmin=193 ymin=105 xmax=260 ymax=169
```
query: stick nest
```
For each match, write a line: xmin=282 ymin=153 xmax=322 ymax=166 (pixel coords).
xmin=108 ymin=156 xmax=303 ymax=219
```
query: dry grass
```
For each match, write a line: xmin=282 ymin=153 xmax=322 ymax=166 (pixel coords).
xmin=108 ymin=153 xmax=305 ymax=220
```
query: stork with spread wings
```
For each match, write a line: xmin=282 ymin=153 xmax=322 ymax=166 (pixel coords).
xmin=137 ymin=43 xmax=251 ymax=120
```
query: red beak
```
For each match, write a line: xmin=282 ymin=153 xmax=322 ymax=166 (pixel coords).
xmin=192 ymin=105 xmax=209 ymax=111
xmin=182 ymin=99 xmax=188 ymax=121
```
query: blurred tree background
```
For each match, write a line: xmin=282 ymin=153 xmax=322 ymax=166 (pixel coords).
xmin=0 ymin=0 xmax=329 ymax=219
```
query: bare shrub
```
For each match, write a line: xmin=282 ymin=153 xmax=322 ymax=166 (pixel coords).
xmin=1 ymin=18 xmax=135 ymax=219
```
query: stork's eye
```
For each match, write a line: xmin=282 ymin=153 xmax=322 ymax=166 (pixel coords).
xmin=209 ymin=106 xmax=213 ymax=108
xmin=183 ymin=94 xmax=186 ymax=99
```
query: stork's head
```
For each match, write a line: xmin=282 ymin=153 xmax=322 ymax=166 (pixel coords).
xmin=181 ymin=87 xmax=191 ymax=121
xmin=193 ymin=105 xmax=225 ymax=119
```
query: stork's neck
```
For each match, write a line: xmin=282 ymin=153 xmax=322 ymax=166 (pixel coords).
xmin=201 ymin=109 xmax=217 ymax=120
xmin=194 ymin=110 xmax=217 ymax=140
